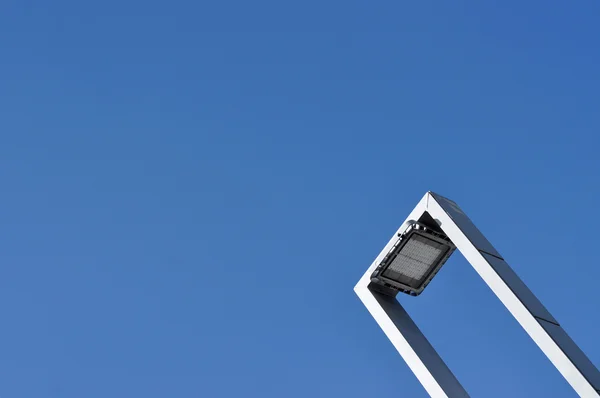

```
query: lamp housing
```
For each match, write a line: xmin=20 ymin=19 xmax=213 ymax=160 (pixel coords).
xmin=370 ymin=222 xmax=455 ymax=297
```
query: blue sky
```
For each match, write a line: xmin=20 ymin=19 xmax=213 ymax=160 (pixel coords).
xmin=1 ymin=1 xmax=600 ymax=397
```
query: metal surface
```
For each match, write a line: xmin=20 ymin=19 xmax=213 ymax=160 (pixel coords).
xmin=354 ymin=192 xmax=600 ymax=397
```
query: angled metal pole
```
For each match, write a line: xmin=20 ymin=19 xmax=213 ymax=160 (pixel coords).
xmin=358 ymin=287 xmax=470 ymax=397
xmin=355 ymin=192 xmax=600 ymax=397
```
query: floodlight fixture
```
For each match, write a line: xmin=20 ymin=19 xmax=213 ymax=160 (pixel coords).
xmin=370 ymin=222 xmax=455 ymax=296
xmin=354 ymin=192 xmax=600 ymax=397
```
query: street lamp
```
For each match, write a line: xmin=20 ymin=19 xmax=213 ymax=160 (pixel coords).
xmin=354 ymin=192 xmax=600 ymax=397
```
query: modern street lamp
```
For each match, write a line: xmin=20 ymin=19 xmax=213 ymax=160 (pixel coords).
xmin=354 ymin=192 xmax=600 ymax=397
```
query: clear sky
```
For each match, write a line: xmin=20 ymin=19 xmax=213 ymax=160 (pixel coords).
xmin=1 ymin=1 xmax=600 ymax=397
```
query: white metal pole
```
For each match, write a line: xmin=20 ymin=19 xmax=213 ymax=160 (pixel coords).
xmin=355 ymin=192 xmax=600 ymax=397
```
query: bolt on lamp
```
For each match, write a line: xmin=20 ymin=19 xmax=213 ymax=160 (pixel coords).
xmin=354 ymin=192 xmax=600 ymax=397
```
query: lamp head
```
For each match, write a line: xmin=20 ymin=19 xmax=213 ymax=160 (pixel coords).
xmin=370 ymin=222 xmax=455 ymax=296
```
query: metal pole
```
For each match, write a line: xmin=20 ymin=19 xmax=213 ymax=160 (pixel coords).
xmin=355 ymin=192 xmax=600 ymax=397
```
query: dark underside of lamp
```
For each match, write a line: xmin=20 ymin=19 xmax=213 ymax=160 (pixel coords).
xmin=370 ymin=218 xmax=455 ymax=297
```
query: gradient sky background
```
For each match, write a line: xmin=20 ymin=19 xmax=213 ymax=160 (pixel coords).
xmin=2 ymin=1 xmax=600 ymax=397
